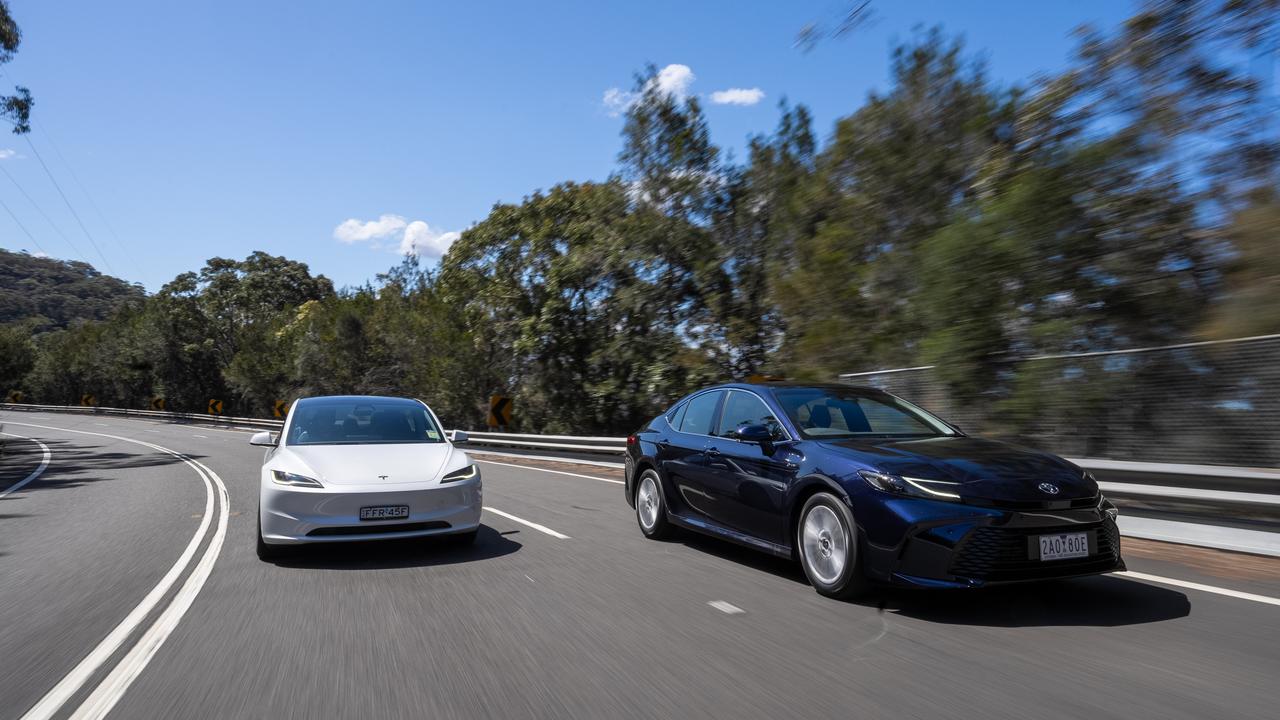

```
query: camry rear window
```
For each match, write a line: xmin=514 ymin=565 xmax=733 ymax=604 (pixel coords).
xmin=287 ymin=400 xmax=443 ymax=445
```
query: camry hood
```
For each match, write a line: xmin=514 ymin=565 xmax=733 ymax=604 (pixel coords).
xmin=822 ymin=435 xmax=1096 ymax=503
xmin=273 ymin=442 xmax=459 ymax=486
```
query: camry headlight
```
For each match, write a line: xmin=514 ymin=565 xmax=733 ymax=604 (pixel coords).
xmin=271 ymin=470 xmax=323 ymax=488
xmin=1099 ymin=494 xmax=1119 ymax=521
xmin=858 ymin=470 xmax=961 ymax=501
xmin=441 ymin=464 xmax=478 ymax=483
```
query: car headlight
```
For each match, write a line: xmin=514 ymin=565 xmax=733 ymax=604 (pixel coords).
xmin=271 ymin=470 xmax=323 ymax=488
xmin=1099 ymin=494 xmax=1119 ymax=521
xmin=858 ymin=470 xmax=961 ymax=501
xmin=441 ymin=464 xmax=478 ymax=483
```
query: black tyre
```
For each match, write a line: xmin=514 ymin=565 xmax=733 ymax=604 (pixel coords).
xmin=634 ymin=469 xmax=674 ymax=540
xmin=256 ymin=512 xmax=286 ymax=561
xmin=796 ymin=492 xmax=865 ymax=599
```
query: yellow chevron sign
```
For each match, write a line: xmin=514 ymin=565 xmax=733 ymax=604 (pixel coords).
xmin=272 ymin=400 xmax=290 ymax=418
xmin=207 ymin=399 xmax=224 ymax=415
xmin=488 ymin=395 xmax=512 ymax=428
xmin=6 ymin=390 xmax=23 ymax=403
xmin=150 ymin=396 xmax=166 ymax=411
xmin=80 ymin=393 xmax=96 ymax=407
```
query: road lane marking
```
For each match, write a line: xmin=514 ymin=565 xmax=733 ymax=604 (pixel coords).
xmin=477 ymin=458 xmax=624 ymax=485
xmin=6 ymin=421 xmax=229 ymax=720
xmin=0 ymin=433 xmax=52 ymax=498
xmin=483 ymin=506 xmax=570 ymax=539
xmin=1119 ymin=571 xmax=1280 ymax=607
xmin=708 ymin=600 xmax=745 ymax=615
xmin=192 ymin=434 xmax=208 ymax=438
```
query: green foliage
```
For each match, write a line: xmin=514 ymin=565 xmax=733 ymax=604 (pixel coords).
xmin=0 ymin=249 xmax=143 ymax=330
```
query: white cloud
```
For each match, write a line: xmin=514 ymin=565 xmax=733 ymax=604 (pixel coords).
xmin=709 ymin=87 xmax=765 ymax=106
xmin=399 ymin=221 xmax=461 ymax=259
xmin=334 ymin=214 xmax=459 ymax=258
xmin=654 ymin=64 xmax=695 ymax=98
xmin=602 ymin=63 xmax=696 ymax=116
xmin=333 ymin=213 xmax=408 ymax=243
xmin=0 ymin=149 xmax=16 ymax=160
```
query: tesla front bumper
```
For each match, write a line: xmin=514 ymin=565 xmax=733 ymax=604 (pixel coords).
xmin=859 ymin=498 xmax=1125 ymax=588
xmin=260 ymin=476 xmax=482 ymax=545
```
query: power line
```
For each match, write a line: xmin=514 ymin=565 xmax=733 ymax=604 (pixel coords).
xmin=22 ymin=133 xmax=115 ymax=274
xmin=36 ymin=125 xmax=140 ymax=267
xmin=0 ymin=162 xmax=88 ymax=262
xmin=0 ymin=193 xmax=49 ymax=256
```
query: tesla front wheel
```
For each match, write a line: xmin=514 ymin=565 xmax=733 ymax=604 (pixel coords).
xmin=635 ymin=469 xmax=673 ymax=540
xmin=797 ymin=493 xmax=865 ymax=599
xmin=256 ymin=510 xmax=286 ymax=561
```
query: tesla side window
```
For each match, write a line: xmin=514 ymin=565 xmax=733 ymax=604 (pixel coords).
xmin=679 ymin=391 xmax=722 ymax=436
xmin=774 ymin=388 xmax=955 ymax=439
xmin=287 ymin=400 xmax=444 ymax=445
xmin=715 ymin=391 xmax=785 ymax=439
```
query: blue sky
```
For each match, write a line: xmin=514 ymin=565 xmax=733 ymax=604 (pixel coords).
xmin=0 ymin=0 xmax=1132 ymax=291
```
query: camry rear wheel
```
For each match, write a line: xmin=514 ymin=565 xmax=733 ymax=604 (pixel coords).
xmin=797 ymin=493 xmax=865 ymax=599
xmin=635 ymin=470 xmax=673 ymax=539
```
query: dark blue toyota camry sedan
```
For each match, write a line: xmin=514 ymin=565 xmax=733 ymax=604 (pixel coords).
xmin=623 ymin=382 xmax=1124 ymax=598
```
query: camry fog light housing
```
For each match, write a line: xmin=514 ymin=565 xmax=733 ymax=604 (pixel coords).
xmin=271 ymin=470 xmax=323 ymax=488
xmin=858 ymin=470 xmax=961 ymax=501
xmin=441 ymin=464 xmax=478 ymax=483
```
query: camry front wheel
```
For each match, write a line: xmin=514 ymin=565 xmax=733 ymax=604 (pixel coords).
xmin=797 ymin=492 xmax=865 ymax=599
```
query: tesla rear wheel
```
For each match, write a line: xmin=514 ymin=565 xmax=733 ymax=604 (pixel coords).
xmin=635 ymin=470 xmax=673 ymax=540
xmin=797 ymin=493 xmax=865 ymax=599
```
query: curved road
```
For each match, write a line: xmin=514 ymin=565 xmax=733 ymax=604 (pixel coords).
xmin=1 ymin=411 xmax=1277 ymax=719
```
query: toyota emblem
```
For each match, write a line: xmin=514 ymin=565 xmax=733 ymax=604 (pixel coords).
xmin=1038 ymin=482 xmax=1060 ymax=495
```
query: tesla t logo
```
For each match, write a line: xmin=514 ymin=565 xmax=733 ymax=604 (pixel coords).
xmin=378 ymin=475 xmax=389 ymax=480
xmin=1038 ymin=482 xmax=1060 ymax=495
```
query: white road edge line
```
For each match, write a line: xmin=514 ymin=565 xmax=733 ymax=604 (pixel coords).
xmin=708 ymin=600 xmax=745 ymax=615
xmin=476 ymin=458 xmax=624 ymax=485
xmin=6 ymin=421 xmax=230 ymax=720
xmin=483 ymin=506 xmax=571 ymax=539
xmin=0 ymin=433 xmax=52 ymax=498
xmin=1118 ymin=571 xmax=1280 ymax=607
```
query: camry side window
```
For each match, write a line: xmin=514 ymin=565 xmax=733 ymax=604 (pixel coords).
xmin=679 ymin=391 xmax=722 ymax=435
xmin=716 ymin=391 xmax=784 ymax=439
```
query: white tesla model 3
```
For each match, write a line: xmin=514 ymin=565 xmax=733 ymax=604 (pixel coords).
xmin=251 ymin=395 xmax=481 ymax=560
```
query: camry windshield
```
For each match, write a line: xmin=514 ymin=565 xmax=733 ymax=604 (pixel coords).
xmin=773 ymin=388 xmax=956 ymax=440
xmin=286 ymin=400 xmax=443 ymax=445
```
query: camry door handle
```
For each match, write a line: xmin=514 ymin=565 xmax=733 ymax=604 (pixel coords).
xmin=704 ymin=446 xmax=721 ymax=457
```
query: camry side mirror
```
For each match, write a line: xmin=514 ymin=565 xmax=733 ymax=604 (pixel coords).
xmin=449 ymin=430 xmax=469 ymax=443
xmin=732 ymin=424 xmax=774 ymax=444
xmin=249 ymin=431 xmax=277 ymax=447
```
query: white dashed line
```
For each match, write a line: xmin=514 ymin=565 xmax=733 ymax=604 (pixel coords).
xmin=192 ymin=434 xmax=208 ymax=439
xmin=477 ymin=458 xmax=624 ymax=485
xmin=708 ymin=601 xmax=745 ymax=615
xmin=483 ymin=506 xmax=570 ymax=539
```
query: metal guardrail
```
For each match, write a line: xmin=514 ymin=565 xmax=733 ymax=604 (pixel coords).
xmin=3 ymin=402 xmax=1278 ymax=507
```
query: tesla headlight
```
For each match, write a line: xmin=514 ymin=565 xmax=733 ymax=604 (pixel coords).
xmin=441 ymin=464 xmax=478 ymax=483
xmin=858 ymin=470 xmax=961 ymax=501
xmin=271 ymin=470 xmax=323 ymax=488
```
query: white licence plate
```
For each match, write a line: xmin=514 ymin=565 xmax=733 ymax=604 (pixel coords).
xmin=359 ymin=505 xmax=409 ymax=521
xmin=1038 ymin=532 xmax=1089 ymax=561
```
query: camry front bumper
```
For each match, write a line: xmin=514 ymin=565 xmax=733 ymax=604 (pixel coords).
xmin=859 ymin=498 xmax=1125 ymax=588
xmin=260 ymin=476 xmax=482 ymax=545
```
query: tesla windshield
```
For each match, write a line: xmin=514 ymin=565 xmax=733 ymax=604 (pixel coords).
xmin=773 ymin=387 xmax=956 ymax=439
xmin=286 ymin=399 xmax=443 ymax=445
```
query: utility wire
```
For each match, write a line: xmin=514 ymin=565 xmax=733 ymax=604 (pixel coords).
xmin=36 ymin=125 xmax=140 ymax=267
xmin=0 ymin=162 xmax=88 ymax=262
xmin=22 ymin=133 xmax=115 ymax=274
xmin=0 ymin=193 xmax=49 ymax=256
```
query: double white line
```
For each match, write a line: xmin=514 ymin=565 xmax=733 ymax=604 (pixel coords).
xmin=5 ymin=422 xmax=230 ymax=720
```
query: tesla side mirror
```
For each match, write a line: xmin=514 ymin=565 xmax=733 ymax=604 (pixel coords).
xmin=449 ymin=429 xmax=469 ymax=443
xmin=249 ymin=431 xmax=277 ymax=447
xmin=732 ymin=424 xmax=774 ymax=444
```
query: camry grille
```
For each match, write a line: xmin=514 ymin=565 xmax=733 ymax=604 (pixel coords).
xmin=948 ymin=521 xmax=1120 ymax=582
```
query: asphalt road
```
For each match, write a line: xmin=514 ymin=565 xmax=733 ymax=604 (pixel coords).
xmin=1 ymin=411 xmax=1278 ymax=720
